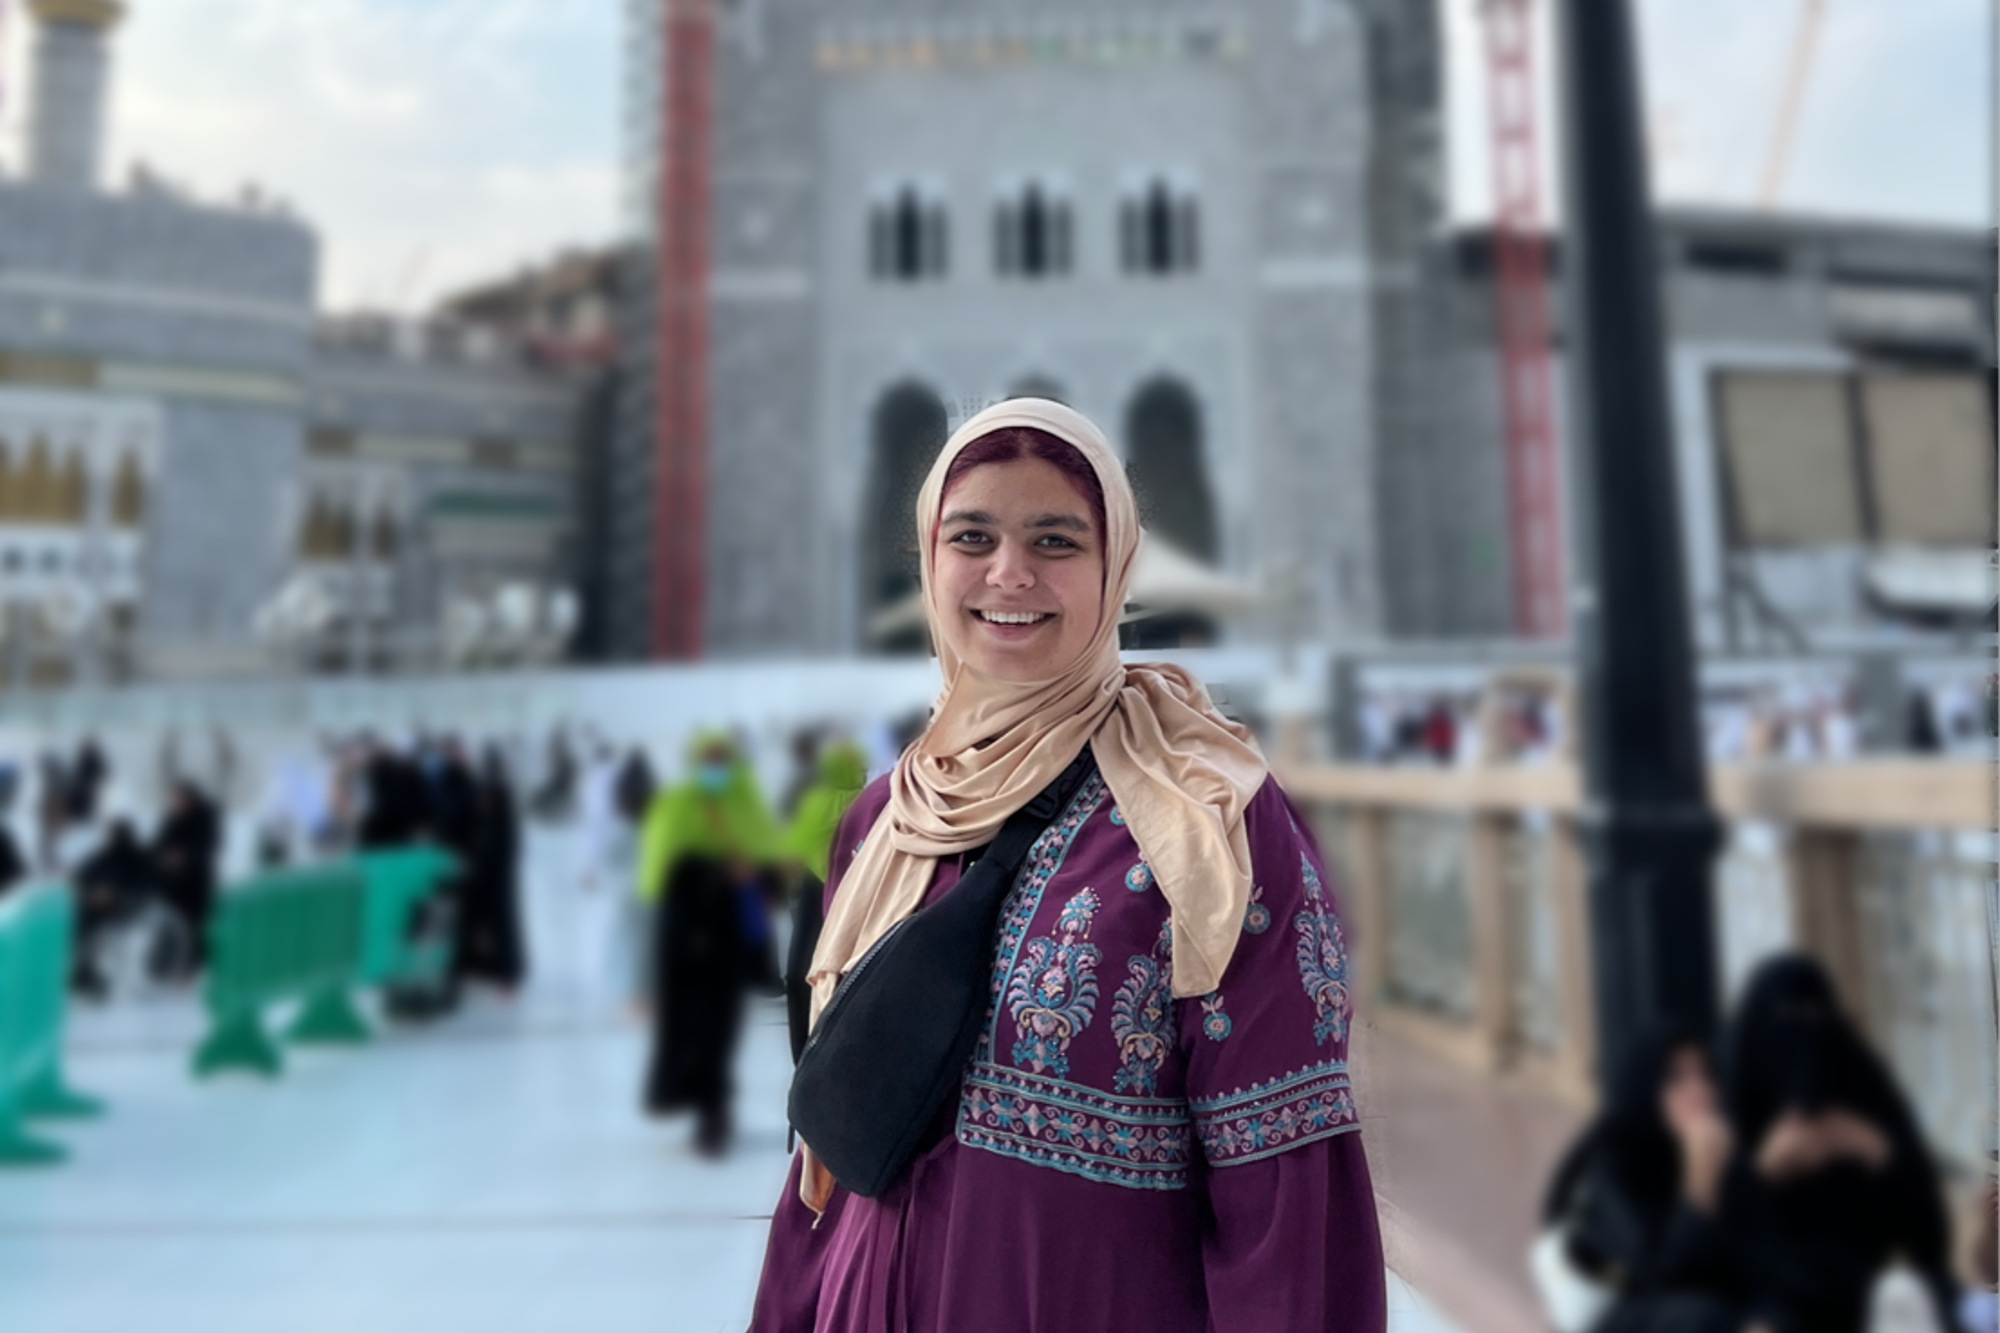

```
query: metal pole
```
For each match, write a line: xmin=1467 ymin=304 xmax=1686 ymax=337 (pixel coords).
xmin=1552 ymin=0 xmax=1722 ymax=1086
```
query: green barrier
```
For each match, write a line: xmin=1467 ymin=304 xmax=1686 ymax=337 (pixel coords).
xmin=0 ymin=884 xmax=105 ymax=1166
xmin=192 ymin=864 xmax=369 ymax=1079
xmin=351 ymin=847 xmax=458 ymax=990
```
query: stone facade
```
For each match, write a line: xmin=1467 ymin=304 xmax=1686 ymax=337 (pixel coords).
xmin=617 ymin=0 xmax=1449 ymax=659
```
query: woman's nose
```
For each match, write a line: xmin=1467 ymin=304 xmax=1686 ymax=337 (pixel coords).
xmin=986 ymin=544 xmax=1035 ymax=589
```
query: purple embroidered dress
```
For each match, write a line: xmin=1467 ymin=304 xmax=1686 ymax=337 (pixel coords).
xmin=749 ymin=769 xmax=1385 ymax=1333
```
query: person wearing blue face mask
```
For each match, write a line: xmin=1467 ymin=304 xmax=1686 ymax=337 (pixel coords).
xmin=638 ymin=733 xmax=782 ymax=1155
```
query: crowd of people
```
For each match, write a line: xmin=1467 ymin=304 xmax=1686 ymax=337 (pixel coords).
xmin=1357 ymin=675 xmax=1997 ymax=768
xmin=0 ymin=718 xmax=879 ymax=1163
xmin=0 ymin=739 xmax=226 ymax=998
xmin=1540 ymin=954 xmax=1990 ymax=1333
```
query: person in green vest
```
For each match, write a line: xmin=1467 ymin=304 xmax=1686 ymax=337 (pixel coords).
xmin=779 ymin=740 xmax=868 ymax=1062
xmin=638 ymin=732 xmax=781 ymax=1155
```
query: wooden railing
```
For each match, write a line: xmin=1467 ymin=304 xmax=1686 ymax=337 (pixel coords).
xmin=1283 ymin=758 xmax=1998 ymax=1172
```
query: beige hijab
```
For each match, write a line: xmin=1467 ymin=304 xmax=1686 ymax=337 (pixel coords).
xmin=798 ymin=400 xmax=1266 ymax=1207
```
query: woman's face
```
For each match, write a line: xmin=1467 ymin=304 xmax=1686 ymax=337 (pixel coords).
xmin=933 ymin=456 xmax=1106 ymax=684
xmin=1660 ymin=1044 xmax=1718 ymax=1128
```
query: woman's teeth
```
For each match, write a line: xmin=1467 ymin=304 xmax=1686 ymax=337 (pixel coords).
xmin=977 ymin=610 xmax=1051 ymax=625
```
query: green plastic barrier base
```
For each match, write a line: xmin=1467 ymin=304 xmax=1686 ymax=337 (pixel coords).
xmin=286 ymin=987 xmax=371 ymax=1045
xmin=0 ymin=1119 xmax=67 ymax=1166
xmin=21 ymin=1072 xmax=104 ymax=1120
xmin=191 ymin=1013 xmax=284 ymax=1080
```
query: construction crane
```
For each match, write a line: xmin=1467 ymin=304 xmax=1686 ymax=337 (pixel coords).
xmin=654 ymin=0 xmax=714 ymax=660
xmin=1758 ymin=0 xmax=1829 ymax=208
xmin=1480 ymin=0 xmax=1566 ymax=639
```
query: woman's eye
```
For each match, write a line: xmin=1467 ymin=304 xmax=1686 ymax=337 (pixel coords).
xmin=948 ymin=530 xmax=991 ymax=549
xmin=1037 ymin=535 xmax=1079 ymax=551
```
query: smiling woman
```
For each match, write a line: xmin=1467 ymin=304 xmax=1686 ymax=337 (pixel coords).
xmin=752 ymin=399 xmax=1386 ymax=1333
xmin=933 ymin=428 xmax=1108 ymax=682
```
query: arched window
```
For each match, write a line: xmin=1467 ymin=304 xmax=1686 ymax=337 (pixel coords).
xmin=111 ymin=452 xmax=146 ymax=528
xmin=893 ymin=186 xmax=924 ymax=278
xmin=995 ymin=180 xmax=1072 ymax=279
xmin=55 ymin=453 xmax=87 ymax=524
xmin=860 ymin=382 xmax=949 ymax=635
xmin=1020 ymin=184 xmax=1048 ymax=275
xmin=1125 ymin=378 xmax=1218 ymax=563
xmin=327 ymin=503 xmax=356 ymax=559
xmin=1145 ymin=182 xmax=1175 ymax=272
xmin=1122 ymin=177 xmax=1200 ymax=277
xmin=1010 ymin=375 xmax=1067 ymax=405
xmin=0 ymin=443 xmax=17 ymax=523
xmin=19 ymin=439 xmax=54 ymax=522
xmin=870 ymin=182 xmax=948 ymax=281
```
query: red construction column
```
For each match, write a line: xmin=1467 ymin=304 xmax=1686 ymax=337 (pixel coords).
xmin=652 ymin=0 xmax=712 ymax=659
xmin=1483 ymin=0 xmax=1567 ymax=639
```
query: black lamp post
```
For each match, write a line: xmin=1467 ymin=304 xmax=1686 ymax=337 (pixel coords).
xmin=1552 ymin=0 xmax=1723 ymax=1083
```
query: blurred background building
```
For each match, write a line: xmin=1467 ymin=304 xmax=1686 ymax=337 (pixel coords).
xmin=613 ymin=0 xmax=1452 ymax=658
xmin=0 ymin=0 xmax=611 ymax=685
xmin=613 ymin=0 xmax=1995 ymax=663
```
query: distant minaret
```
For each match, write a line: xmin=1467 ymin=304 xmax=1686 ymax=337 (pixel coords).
xmin=25 ymin=0 xmax=126 ymax=191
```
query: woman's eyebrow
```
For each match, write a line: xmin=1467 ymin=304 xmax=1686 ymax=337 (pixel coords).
xmin=940 ymin=509 xmax=994 ymax=526
xmin=1028 ymin=513 xmax=1090 ymax=533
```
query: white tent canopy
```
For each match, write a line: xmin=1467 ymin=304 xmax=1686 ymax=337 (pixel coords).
xmin=867 ymin=533 xmax=1258 ymax=642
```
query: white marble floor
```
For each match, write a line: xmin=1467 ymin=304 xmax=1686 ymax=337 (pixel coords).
xmin=2 ymin=987 xmax=1460 ymax=1333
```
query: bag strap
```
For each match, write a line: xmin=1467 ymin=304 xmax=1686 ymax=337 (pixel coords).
xmin=971 ymin=747 xmax=1098 ymax=886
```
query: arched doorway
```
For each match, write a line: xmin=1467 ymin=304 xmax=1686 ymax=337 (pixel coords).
xmin=1009 ymin=375 xmax=1066 ymax=405
xmin=1124 ymin=378 xmax=1218 ymax=563
xmin=860 ymin=383 xmax=948 ymax=648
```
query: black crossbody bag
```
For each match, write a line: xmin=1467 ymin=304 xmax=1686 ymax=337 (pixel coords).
xmin=786 ymin=747 xmax=1097 ymax=1199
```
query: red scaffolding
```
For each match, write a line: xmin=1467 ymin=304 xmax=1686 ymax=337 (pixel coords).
xmin=652 ymin=0 xmax=713 ymax=660
xmin=1482 ymin=0 xmax=1566 ymax=639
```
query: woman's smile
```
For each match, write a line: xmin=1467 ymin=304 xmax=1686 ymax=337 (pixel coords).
xmin=971 ymin=607 xmax=1057 ymax=634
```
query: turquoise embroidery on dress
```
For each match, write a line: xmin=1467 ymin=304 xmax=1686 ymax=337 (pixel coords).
xmin=1006 ymin=888 xmax=1102 ymax=1078
xmin=1123 ymin=861 xmax=1153 ymax=893
xmin=1110 ymin=917 xmax=1174 ymax=1095
xmin=1294 ymin=853 xmax=1352 ymax=1046
xmin=1242 ymin=884 xmax=1270 ymax=935
xmin=959 ymin=1065 xmax=1191 ymax=1190
xmin=1190 ymin=1060 xmax=1358 ymax=1166
xmin=962 ymin=773 xmax=1197 ymax=1191
xmin=1200 ymin=992 xmax=1232 ymax=1042
xmin=1110 ymin=956 xmax=1173 ymax=1093
xmin=1108 ymin=805 xmax=1126 ymax=827
xmin=986 ymin=774 xmax=1109 ymax=1028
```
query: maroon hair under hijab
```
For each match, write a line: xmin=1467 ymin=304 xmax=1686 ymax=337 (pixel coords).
xmin=939 ymin=426 xmax=1108 ymax=538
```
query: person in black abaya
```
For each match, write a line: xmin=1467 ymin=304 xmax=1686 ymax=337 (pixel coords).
xmin=67 ymin=738 xmax=108 ymax=824
xmin=34 ymin=752 xmax=69 ymax=872
xmin=454 ymin=747 xmax=527 ymax=991
xmin=637 ymin=736 xmax=781 ymax=1156
xmin=70 ymin=818 xmax=155 ymax=998
xmin=357 ymin=741 xmax=426 ymax=849
xmin=1544 ymin=1025 xmax=1761 ymax=1333
xmin=0 ymin=820 xmax=26 ymax=900
xmin=152 ymin=782 xmax=220 ymax=977
xmin=1725 ymin=955 xmax=1958 ymax=1333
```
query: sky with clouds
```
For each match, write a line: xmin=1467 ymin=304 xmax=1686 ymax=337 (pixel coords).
xmin=0 ymin=0 xmax=1988 ymax=312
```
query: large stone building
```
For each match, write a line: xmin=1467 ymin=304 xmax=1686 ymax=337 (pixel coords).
xmin=0 ymin=0 xmax=594 ymax=682
xmin=615 ymin=0 xmax=1993 ymax=662
xmin=614 ymin=0 xmax=1446 ymax=659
